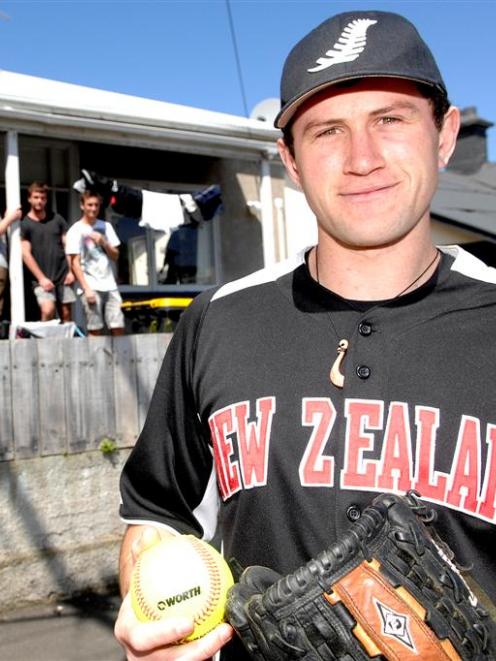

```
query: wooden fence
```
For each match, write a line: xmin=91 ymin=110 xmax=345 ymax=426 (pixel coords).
xmin=0 ymin=333 xmax=172 ymax=461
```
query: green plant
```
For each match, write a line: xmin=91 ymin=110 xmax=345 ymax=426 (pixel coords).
xmin=99 ymin=437 xmax=118 ymax=455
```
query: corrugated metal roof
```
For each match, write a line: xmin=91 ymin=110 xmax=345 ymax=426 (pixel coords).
xmin=433 ymin=163 xmax=496 ymax=236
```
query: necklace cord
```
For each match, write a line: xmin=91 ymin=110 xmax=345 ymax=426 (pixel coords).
xmin=394 ymin=249 xmax=440 ymax=298
xmin=314 ymin=246 xmax=440 ymax=300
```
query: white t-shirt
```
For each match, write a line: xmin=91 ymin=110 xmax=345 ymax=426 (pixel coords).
xmin=65 ymin=219 xmax=120 ymax=292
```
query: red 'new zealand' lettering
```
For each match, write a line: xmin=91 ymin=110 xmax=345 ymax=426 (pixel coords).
xmin=209 ymin=397 xmax=275 ymax=499
xmin=341 ymin=400 xmax=383 ymax=488
xmin=299 ymin=398 xmax=336 ymax=487
xmin=235 ymin=397 xmax=275 ymax=489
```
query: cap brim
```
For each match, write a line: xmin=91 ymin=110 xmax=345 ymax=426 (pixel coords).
xmin=274 ymin=74 xmax=445 ymax=129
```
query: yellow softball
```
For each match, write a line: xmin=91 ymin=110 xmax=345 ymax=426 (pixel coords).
xmin=130 ymin=534 xmax=234 ymax=640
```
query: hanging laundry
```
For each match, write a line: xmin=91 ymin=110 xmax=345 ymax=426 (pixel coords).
xmin=193 ymin=185 xmax=223 ymax=220
xmin=140 ymin=190 xmax=185 ymax=232
xmin=72 ymin=171 xmax=223 ymax=225
xmin=72 ymin=170 xmax=115 ymax=208
xmin=110 ymin=184 xmax=143 ymax=219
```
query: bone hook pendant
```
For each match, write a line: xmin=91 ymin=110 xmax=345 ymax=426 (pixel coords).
xmin=330 ymin=339 xmax=348 ymax=388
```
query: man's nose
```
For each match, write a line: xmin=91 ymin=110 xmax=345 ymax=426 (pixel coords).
xmin=344 ymin=129 xmax=385 ymax=176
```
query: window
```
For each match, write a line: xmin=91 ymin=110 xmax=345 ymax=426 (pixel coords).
xmin=18 ymin=136 xmax=78 ymax=220
xmin=107 ymin=183 xmax=220 ymax=290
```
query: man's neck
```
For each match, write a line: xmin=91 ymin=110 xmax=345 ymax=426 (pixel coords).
xmin=81 ymin=216 xmax=97 ymax=226
xmin=28 ymin=209 xmax=46 ymax=222
xmin=313 ymin=228 xmax=438 ymax=301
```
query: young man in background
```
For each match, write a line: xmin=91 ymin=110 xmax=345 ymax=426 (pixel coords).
xmin=65 ymin=191 xmax=124 ymax=336
xmin=21 ymin=182 xmax=75 ymax=322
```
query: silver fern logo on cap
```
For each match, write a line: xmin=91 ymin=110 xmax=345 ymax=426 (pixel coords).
xmin=308 ymin=18 xmax=377 ymax=73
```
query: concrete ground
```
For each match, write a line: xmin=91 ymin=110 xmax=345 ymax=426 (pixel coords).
xmin=0 ymin=592 xmax=125 ymax=661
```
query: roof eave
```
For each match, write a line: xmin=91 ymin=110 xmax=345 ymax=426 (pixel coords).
xmin=0 ymin=100 xmax=281 ymax=158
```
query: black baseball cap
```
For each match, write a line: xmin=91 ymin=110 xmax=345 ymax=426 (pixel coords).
xmin=275 ymin=10 xmax=447 ymax=129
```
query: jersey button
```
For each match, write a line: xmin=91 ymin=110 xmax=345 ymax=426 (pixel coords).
xmin=356 ymin=365 xmax=371 ymax=379
xmin=358 ymin=321 xmax=372 ymax=336
xmin=346 ymin=505 xmax=361 ymax=521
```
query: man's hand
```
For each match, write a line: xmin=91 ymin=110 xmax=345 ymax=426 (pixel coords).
xmin=64 ymin=271 xmax=75 ymax=286
xmin=115 ymin=595 xmax=233 ymax=660
xmin=4 ymin=206 xmax=22 ymax=224
xmin=38 ymin=276 xmax=55 ymax=292
xmin=89 ymin=231 xmax=106 ymax=247
xmin=84 ymin=287 xmax=97 ymax=305
xmin=114 ymin=526 xmax=234 ymax=660
xmin=89 ymin=230 xmax=119 ymax=261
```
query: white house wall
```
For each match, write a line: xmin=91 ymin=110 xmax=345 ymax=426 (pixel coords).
xmin=431 ymin=218 xmax=484 ymax=246
xmin=283 ymin=176 xmax=318 ymax=256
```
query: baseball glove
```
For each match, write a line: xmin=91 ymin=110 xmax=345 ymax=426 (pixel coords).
xmin=226 ymin=491 xmax=496 ymax=660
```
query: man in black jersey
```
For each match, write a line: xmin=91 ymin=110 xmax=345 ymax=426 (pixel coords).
xmin=113 ymin=11 xmax=496 ymax=661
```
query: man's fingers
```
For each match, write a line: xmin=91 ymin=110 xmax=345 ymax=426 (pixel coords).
xmin=115 ymin=593 xmax=193 ymax=650
xmin=115 ymin=593 xmax=233 ymax=659
xmin=131 ymin=526 xmax=167 ymax=562
xmin=124 ymin=618 xmax=195 ymax=652
xmin=171 ymin=623 xmax=234 ymax=661
xmin=124 ymin=620 xmax=234 ymax=661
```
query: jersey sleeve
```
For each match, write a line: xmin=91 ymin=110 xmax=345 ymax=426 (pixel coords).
xmin=119 ymin=290 xmax=219 ymax=539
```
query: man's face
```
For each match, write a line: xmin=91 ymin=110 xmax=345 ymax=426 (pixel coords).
xmin=81 ymin=196 xmax=101 ymax=221
xmin=28 ymin=191 xmax=47 ymax=212
xmin=278 ymin=78 xmax=459 ymax=250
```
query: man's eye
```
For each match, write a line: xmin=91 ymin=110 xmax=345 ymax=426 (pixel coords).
xmin=380 ymin=116 xmax=400 ymax=125
xmin=318 ymin=126 xmax=340 ymax=137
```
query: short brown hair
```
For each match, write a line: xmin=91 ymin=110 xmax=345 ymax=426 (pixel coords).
xmin=80 ymin=191 xmax=102 ymax=204
xmin=28 ymin=182 xmax=49 ymax=196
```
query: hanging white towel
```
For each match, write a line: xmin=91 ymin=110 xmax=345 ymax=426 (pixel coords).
xmin=140 ymin=190 xmax=184 ymax=232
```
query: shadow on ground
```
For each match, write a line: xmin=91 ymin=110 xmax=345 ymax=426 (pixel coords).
xmin=0 ymin=588 xmax=125 ymax=661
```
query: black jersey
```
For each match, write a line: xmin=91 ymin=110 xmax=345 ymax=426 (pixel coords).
xmin=120 ymin=245 xmax=496 ymax=616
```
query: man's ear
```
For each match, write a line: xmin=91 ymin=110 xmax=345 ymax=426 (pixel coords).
xmin=438 ymin=106 xmax=461 ymax=169
xmin=277 ymin=138 xmax=302 ymax=189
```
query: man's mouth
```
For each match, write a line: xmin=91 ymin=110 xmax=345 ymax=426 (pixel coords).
xmin=340 ymin=182 xmax=399 ymax=198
